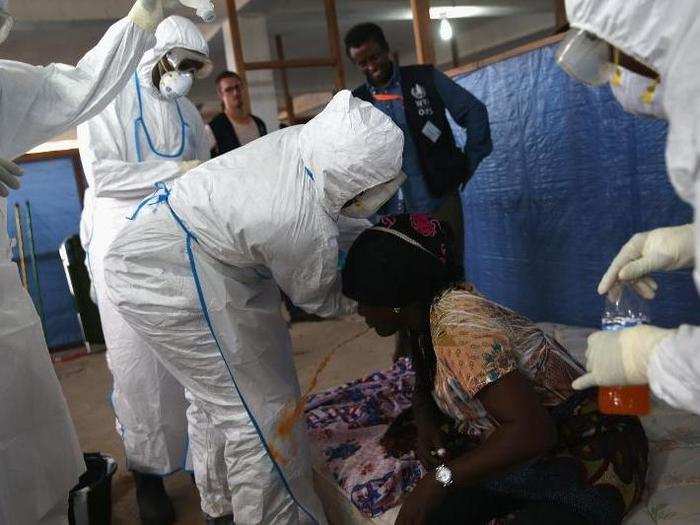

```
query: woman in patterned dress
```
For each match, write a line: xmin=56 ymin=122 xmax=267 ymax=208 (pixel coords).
xmin=341 ymin=213 xmax=648 ymax=525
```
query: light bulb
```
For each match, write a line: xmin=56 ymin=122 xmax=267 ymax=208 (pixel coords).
xmin=439 ymin=17 xmax=453 ymax=41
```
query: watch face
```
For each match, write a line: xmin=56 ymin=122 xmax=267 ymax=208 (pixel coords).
xmin=435 ymin=464 xmax=453 ymax=486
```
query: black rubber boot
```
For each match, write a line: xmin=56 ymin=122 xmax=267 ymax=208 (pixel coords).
xmin=204 ymin=514 xmax=234 ymax=525
xmin=132 ymin=471 xmax=175 ymax=525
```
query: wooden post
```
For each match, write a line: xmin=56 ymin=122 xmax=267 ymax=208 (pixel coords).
xmin=275 ymin=35 xmax=295 ymax=124
xmin=225 ymin=0 xmax=251 ymax=111
xmin=450 ymin=35 xmax=459 ymax=68
xmin=410 ymin=0 xmax=435 ymax=64
xmin=323 ymin=0 xmax=345 ymax=91
xmin=553 ymin=0 xmax=568 ymax=33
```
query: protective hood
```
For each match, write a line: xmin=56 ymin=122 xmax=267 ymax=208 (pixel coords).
xmin=566 ymin=0 xmax=700 ymax=204
xmin=137 ymin=15 xmax=209 ymax=92
xmin=298 ymin=90 xmax=404 ymax=217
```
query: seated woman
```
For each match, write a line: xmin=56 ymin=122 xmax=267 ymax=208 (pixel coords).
xmin=340 ymin=213 xmax=648 ymax=525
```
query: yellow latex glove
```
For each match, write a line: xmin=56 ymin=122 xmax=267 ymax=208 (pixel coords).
xmin=598 ymin=225 xmax=695 ymax=300
xmin=178 ymin=159 xmax=202 ymax=174
xmin=128 ymin=0 xmax=181 ymax=32
xmin=0 ymin=157 xmax=22 ymax=197
xmin=572 ymin=324 xmax=676 ymax=390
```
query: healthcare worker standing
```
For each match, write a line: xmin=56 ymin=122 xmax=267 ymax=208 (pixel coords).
xmin=102 ymin=91 xmax=404 ymax=524
xmin=556 ymin=0 xmax=700 ymax=414
xmin=0 ymin=1 xmax=208 ymax=524
xmin=78 ymin=14 xmax=211 ymax=524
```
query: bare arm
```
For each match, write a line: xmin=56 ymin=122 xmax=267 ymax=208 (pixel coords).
xmin=448 ymin=370 xmax=557 ymax=486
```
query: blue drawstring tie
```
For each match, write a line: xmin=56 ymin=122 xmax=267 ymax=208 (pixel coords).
xmin=133 ymin=73 xmax=188 ymax=162
xmin=127 ymin=181 xmax=172 ymax=220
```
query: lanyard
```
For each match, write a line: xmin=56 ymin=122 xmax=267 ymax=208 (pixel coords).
xmin=373 ymin=93 xmax=403 ymax=103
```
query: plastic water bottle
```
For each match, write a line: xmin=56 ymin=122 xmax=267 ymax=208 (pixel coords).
xmin=179 ymin=0 xmax=216 ymax=23
xmin=598 ymin=283 xmax=651 ymax=415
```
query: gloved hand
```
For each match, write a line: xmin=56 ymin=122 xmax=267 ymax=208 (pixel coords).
xmin=572 ymin=324 xmax=676 ymax=390
xmin=178 ymin=159 xmax=201 ymax=174
xmin=598 ymin=224 xmax=695 ymax=299
xmin=127 ymin=0 xmax=182 ymax=32
xmin=0 ymin=158 xmax=23 ymax=197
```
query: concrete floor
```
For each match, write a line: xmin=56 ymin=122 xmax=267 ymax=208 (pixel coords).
xmin=55 ymin=315 xmax=394 ymax=524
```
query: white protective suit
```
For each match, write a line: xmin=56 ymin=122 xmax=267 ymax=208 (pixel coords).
xmin=78 ymin=15 xmax=210 ymax=475
xmin=0 ymin=16 xmax=155 ymax=525
xmin=103 ymin=90 xmax=404 ymax=523
xmin=567 ymin=0 xmax=700 ymax=412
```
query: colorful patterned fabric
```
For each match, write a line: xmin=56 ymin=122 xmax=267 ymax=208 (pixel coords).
xmin=305 ymin=358 xmax=425 ymax=517
xmin=430 ymin=286 xmax=584 ymax=439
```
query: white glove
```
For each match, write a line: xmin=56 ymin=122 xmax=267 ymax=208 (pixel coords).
xmin=572 ymin=325 xmax=676 ymax=390
xmin=0 ymin=158 xmax=23 ymax=197
xmin=127 ymin=0 xmax=181 ymax=32
xmin=598 ymin=224 xmax=695 ymax=300
xmin=178 ymin=159 xmax=202 ymax=174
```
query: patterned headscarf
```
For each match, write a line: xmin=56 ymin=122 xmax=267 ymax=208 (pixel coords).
xmin=342 ymin=213 xmax=461 ymax=307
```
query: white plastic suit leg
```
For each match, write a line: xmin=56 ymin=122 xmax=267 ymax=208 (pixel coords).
xmin=185 ymin=391 xmax=232 ymax=517
xmin=100 ymin=290 xmax=189 ymax=474
xmin=104 ymin=202 xmax=326 ymax=524
xmin=0 ymin=264 xmax=84 ymax=524
xmin=88 ymin=203 xmax=188 ymax=475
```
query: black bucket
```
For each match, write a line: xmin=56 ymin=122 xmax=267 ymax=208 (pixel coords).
xmin=68 ymin=453 xmax=118 ymax=525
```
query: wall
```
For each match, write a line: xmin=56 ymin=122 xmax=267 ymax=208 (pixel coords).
xmin=450 ymin=43 xmax=700 ymax=328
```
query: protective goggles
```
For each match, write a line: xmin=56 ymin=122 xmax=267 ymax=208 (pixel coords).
xmin=0 ymin=9 xmax=14 ymax=44
xmin=160 ymin=47 xmax=213 ymax=80
xmin=555 ymin=29 xmax=615 ymax=86
xmin=341 ymin=172 xmax=407 ymax=219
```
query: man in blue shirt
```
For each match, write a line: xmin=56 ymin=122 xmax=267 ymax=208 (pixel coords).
xmin=345 ymin=22 xmax=492 ymax=262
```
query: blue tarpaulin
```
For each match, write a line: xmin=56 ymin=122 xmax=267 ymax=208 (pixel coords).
xmin=8 ymin=157 xmax=83 ymax=348
xmin=452 ymin=43 xmax=699 ymax=328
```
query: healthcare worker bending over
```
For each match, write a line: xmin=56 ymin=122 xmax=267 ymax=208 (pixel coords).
xmin=0 ymin=1 xmax=206 ymax=523
xmin=103 ymin=91 xmax=404 ymax=524
xmin=78 ymin=14 xmax=211 ymax=524
xmin=557 ymin=0 xmax=700 ymax=414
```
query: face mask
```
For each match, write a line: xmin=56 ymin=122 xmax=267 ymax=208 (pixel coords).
xmin=341 ymin=171 xmax=407 ymax=219
xmin=159 ymin=71 xmax=194 ymax=100
xmin=609 ymin=67 xmax=665 ymax=119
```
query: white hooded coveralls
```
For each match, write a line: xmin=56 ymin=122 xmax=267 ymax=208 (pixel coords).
xmin=567 ymin=0 xmax=700 ymax=413
xmin=103 ymin=91 xmax=404 ymax=523
xmin=78 ymin=15 xmax=210 ymax=475
xmin=0 ymin=17 xmax=154 ymax=525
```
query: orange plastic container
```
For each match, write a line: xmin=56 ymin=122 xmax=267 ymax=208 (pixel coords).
xmin=598 ymin=385 xmax=650 ymax=415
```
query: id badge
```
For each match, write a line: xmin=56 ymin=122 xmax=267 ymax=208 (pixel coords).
xmin=421 ymin=121 xmax=442 ymax=143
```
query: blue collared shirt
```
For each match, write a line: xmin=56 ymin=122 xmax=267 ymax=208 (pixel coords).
xmin=365 ymin=64 xmax=492 ymax=214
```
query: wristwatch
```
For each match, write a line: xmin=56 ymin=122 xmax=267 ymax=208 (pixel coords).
xmin=435 ymin=464 xmax=453 ymax=488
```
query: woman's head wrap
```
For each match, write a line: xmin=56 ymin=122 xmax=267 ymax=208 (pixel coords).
xmin=342 ymin=213 xmax=461 ymax=307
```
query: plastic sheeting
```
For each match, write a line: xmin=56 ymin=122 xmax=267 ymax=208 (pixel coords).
xmin=452 ymin=43 xmax=700 ymax=328
xmin=7 ymin=158 xmax=83 ymax=348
